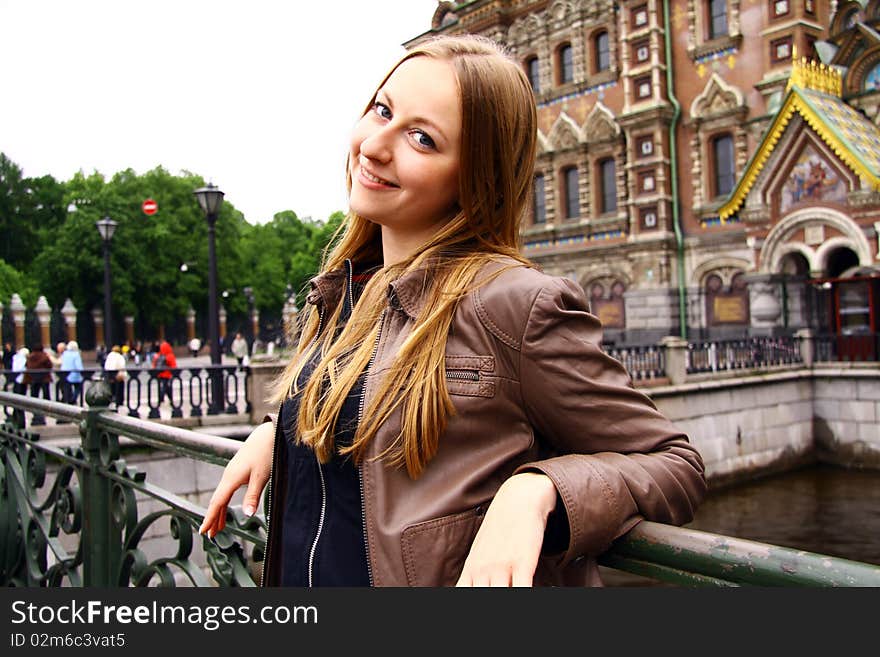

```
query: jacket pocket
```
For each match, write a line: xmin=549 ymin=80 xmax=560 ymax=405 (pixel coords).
xmin=401 ymin=505 xmax=486 ymax=586
xmin=445 ymin=355 xmax=495 ymax=398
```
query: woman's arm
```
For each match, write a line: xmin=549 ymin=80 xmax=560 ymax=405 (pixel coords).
xmin=514 ymin=276 xmax=707 ymax=564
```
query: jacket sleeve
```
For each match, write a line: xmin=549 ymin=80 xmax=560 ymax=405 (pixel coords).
xmin=512 ymin=276 xmax=707 ymax=565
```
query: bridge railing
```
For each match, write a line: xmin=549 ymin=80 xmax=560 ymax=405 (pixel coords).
xmin=686 ymin=336 xmax=803 ymax=374
xmin=1 ymin=365 xmax=251 ymax=424
xmin=3 ymin=389 xmax=879 ymax=587
xmin=602 ymin=344 xmax=666 ymax=382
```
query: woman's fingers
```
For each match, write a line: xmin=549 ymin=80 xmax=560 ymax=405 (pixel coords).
xmin=241 ymin=465 xmax=270 ymax=517
xmin=199 ymin=421 xmax=275 ymax=538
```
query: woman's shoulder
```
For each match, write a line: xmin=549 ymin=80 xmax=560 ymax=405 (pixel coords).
xmin=468 ymin=257 xmax=587 ymax=350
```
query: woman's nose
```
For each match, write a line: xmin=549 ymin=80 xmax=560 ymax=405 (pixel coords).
xmin=358 ymin=124 xmax=393 ymax=163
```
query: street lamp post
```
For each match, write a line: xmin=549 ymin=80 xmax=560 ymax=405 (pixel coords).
xmin=95 ymin=216 xmax=118 ymax=351
xmin=243 ymin=286 xmax=255 ymax=345
xmin=194 ymin=182 xmax=225 ymax=415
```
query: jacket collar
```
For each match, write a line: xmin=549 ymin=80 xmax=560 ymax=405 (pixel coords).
xmin=305 ymin=260 xmax=431 ymax=320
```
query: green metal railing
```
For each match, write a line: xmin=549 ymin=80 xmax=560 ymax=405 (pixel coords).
xmin=2 ymin=387 xmax=879 ymax=587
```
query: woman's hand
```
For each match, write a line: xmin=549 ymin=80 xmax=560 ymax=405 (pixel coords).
xmin=456 ymin=472 xmax=558 ymax=587
xmin=199 ymin=421 xmax=275 ymax=539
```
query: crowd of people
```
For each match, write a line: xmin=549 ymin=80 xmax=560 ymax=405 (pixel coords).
xmin=2 ymin=332 xmax=258 ymax=425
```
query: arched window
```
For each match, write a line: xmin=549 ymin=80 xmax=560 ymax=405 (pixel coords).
xmin=599 ymin=158 xmax=617 ymax=213
xmin=707 ymin=0 xmax=728 ymax=39
xmin=563 ymin=167 xmax=579 ymax=219
xmin=533 ymin=174 xmax=546 ymax=224
xmin=712 ymin=133 xmax=735 ymax=198
xmin=558 ymin=44 xmax=574 ymax=84
xmin=526 ymin=56 xmax=540 ymax=93
xmin=595 ymin=31 xmax=610 ymax=72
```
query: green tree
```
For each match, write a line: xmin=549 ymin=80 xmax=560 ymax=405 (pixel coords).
xmin=0 ymin=153 xmax=66 ymax=270
xmin=31 ymin=166 xmax=249 ymax=337
xmin=0 ymin=259 xmax=38 ymax=307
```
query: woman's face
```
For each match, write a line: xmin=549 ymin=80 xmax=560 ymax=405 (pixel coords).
xmin=348 ymin=56 xmax=462 ymax=245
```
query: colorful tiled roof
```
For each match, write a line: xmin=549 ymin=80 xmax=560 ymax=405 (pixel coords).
xmin=718 ymin=59 xmax=880 ymax=220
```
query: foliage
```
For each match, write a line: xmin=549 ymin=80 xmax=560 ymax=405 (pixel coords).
xmin=0 ymin=259 xmax=38 ymax=307
xmin=0 ymin=153 xmax=66 ymax=270
xmin=1 ymin=152 xmax=346 ymax=342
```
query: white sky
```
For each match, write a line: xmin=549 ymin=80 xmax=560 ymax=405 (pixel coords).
xmin=0 ymin=0 xmax=440 ymax=224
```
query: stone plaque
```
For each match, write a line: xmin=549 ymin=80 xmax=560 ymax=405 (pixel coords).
xmin=713 ymin=296 xmax=748 ymax=323
xmin=593 ymin=298 xmax=625 ymax=328
xmin=804 ymin=224 xmax=824 ymax=245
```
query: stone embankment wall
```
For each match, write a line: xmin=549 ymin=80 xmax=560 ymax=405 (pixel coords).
xmin=648 ymin=366 xmax=880 ymax=488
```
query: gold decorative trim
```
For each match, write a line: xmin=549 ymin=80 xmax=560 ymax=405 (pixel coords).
xmin=718 ymin=91 xmax=880 ymax=221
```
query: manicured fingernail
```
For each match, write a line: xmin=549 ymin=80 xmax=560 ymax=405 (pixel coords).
xmin=243 ymin=504 xmax=255 ymax=516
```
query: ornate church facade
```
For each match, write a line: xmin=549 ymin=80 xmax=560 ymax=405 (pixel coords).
xmin=406 ymin=1 xmax=880 ymax=352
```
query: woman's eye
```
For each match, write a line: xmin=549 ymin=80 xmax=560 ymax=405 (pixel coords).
xmin=373 ymin=102 xmax=392 ymax=120
xmin=412 ymin=131 xmax=436 ymax=150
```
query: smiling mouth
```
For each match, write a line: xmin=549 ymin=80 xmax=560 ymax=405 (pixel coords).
xmin=360 ymin=165 xmax=399 ymax=188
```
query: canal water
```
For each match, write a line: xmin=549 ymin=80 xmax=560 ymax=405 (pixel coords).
xmin=600 ymin=463 xmax=880 ymax=586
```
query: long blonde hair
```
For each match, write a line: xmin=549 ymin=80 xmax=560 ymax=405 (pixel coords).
xmin=273 ymin=35 xmax=538 ymax=478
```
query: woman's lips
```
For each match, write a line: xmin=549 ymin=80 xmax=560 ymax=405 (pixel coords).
xmin=358 ymin=163 xmax=399 ymax=188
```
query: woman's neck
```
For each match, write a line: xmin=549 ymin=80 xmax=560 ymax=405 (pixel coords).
xmin=380 ymin=223 xmax=445 ymax=266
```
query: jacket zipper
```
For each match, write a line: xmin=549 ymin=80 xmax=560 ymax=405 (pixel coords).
xmin=307 ymin=460 xmax=327 ymax=586
xmin=358 ymin=307 xmax=386 ymax=587
xmin=260 ymin=400 xmax=284 ymax=586
xmin=308 ymin=260 xmax=354 ymax=587
xmin=446 ymin=369 xmax=480 ymax=382
xmin=261 ymin=303 xmax=325 ymax=586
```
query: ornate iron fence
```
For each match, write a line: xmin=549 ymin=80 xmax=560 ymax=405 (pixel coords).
xmin=602 ymin=344 xmax=666 ymax=382
xmin=1 ymin=387 xmax=263 ymax=587
xmin=1 ymin=365 xmax=251 ymax=424
xmin=686 ymin=336 xmax=803 ymax=374
xmin=3 ymin=388 xmax=880 ymax=587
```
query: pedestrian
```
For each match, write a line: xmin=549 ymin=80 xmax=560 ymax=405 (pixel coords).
xmin=152 ymin=340 xmax=177 ymax=405
xmin=95 ymin=344 xmax=107 ymax=368
xmin=103 ymin=345 xmax=128 ymax=409
xmin=59 ymin=340 xmax=84 ymax=405
xmin=230 ymin=332 xmax=248 ymax=368
xmin=10 ymin=347 xmax=28 ymax=427
xmin=200 ymin=35 xmax=706 ymax=587
xmin=52 ymin=341 xmax=67 ymax=368
xmin=3 ymin=342 xmax=15 ymax=381
xmin=189 ymin=336 xmax=202 ymax=358
xmin=24 ymin=343 xmax=53 ymax=425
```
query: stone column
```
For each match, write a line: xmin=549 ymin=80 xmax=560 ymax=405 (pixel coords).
xmin=92 ymin=308 xmax=104 ymax=348
xmin=744 ymin=273 xmax=783 ymax=337
xmin=219 ymin=305 xmax=227 ymax=341
xmin=251 ymin=309 xmax=260 ymax=342
xmin=659 ymin=336 xmax=689 ymax=385
xmin=795 ymin=328 xmax=815 ymax=367
xmin=35 ymin=296 xmax=51 ymax=348
xmin=186 ymin=307 xmax=196 ymax=341
xmin=282 ymin=298 xmax=298 ymax=344
xmin=10 ymin=294 xmax=26 ymax=349
xmin=61 ymin=298 xmax=78 ymax=342
xmin=124 ymin=316 xmax=135 ymax=346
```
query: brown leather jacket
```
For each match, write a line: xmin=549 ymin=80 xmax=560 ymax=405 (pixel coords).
xmin=262 ymin=258 xmax=707 ymax=586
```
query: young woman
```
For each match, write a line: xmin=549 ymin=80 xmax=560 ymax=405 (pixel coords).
xmin=200 ymin=35 xmax=706 ymax=587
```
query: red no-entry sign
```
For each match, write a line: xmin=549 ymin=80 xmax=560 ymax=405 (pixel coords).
xmin=142 ymin=198 xmax=158 ymax=215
